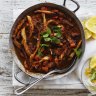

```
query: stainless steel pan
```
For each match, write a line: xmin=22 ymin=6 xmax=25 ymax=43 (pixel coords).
xmin=10 ymin=0 xmax=85 ymax=80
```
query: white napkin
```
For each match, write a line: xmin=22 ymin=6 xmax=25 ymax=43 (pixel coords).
xmin=12 ymin=8 xmax=96 ymax=89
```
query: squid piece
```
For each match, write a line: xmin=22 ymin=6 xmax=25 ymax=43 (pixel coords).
xmin=49 ymin=49 xmax=53 ymax=55
xmin=39 ymin=56 xmax=50 ymax=63
xmin=16 ymin=31 xmax=21 ymax=39
xmin=59 ymin=49 xmax=67 ymax=60
xmin=13 ymin=39 xmax=21 ymax=49
xmin=33 ymin=56 xmax=50 ymax=64
xmin=76 ymin=40 xmax=82 ymax=49
xmin=21 ymin=27 xmax=31 ymax=56
xmin=16 ymin=22 xmax=30 ymax=39
xmin=35 ymin=10 xmax=54 ymax=14
xmin=14 ymin=18 xmax=26 ymax=37
xmin=23 ymin=41 xmax=31 ymax=56
xmin=30 ymin=30 xmax=40 ymax=61
xmin=69 ymin=52 xmax=75 ymax=58
xmin=42 ymin=13 xmax=47 ymax=28
xmin=47 ymin=19 xmax=58 ymax=26
xmin=21 ymin=27 xmax=27 ymax=41
xmin=27 ymin=15 xmax=34 ymax=38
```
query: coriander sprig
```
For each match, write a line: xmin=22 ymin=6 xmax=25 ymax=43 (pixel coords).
xmin=37 ymin=26 xmax=62 ymax=56
xmin=41 ymin=26 xmax=62 ymax=44
xmin=74 ymin=48 xmax=82 ymax=58
xmin=52 ymin=26 xmax=62 ymax=38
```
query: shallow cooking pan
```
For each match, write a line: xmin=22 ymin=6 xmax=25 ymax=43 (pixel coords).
xmin=10 ymin=0 xmax=85 ymax=80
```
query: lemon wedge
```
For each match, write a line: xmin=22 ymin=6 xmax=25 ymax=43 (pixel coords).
xmin=90 ymin=56 xmax=96 ymax=69
xmin=85 ymin=68 xmax=91 ymax=77
xmin=84 ymin=29 xmax=92 ymax=40
xmin=85 ymin=16 xmax=96 ymax=33
xmin=92 ymin=33 xmax=96 ymax=39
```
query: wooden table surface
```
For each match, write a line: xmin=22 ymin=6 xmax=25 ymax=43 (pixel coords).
xmin=0 ymin=0 xmax=96 ymax=96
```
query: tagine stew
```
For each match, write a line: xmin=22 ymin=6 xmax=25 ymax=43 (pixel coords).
xmin=12 ymin=6 xmax=82 ymax=73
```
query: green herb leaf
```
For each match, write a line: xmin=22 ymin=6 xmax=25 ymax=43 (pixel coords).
xmin=37 ymin=48 xmax=43 ymax=56
xmin=42 ymin=33 xmax=49 ymax=38
xmin=52 ymin=26 xmax=62 ymax=38
xmin=41 ymin=27 xmax=51 ymax=35
xmin=44 ymin=37 xmax=51 ymax=42
xmin=74 ymin=48 xmax=82 ymax=58
xmin=40 ymin=44 xmax=49 ymax=47
xmin=56 ymin=32 xmax=62 ymax=38
xmin=90 ymin=71 xmax=96 ymax=81
xmin=51 ymin=37 xmax=61 ymax=44
xmin=46 ymin=27 xmax=51 ymax=34
xmin=52 ymin=26 xmax=61 ymax=30
xmin=41 ymin=27 xmax=51 ymax=39
xmin=41 ymin=27 xmax=61 ymax=44
xmin=91 ymin=68 xmax=96 ymax=74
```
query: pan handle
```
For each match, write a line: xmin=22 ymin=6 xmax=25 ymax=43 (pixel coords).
xmin=63 ymin=0 xmax=80 ymax=13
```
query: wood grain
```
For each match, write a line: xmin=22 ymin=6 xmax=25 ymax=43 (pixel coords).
xmin=0 ymin=0 xmax=96 ymax=95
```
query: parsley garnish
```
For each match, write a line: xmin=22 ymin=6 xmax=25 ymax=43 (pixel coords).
xmin=52 ymin=26 xmax=62 ymax=38
xmin=37 ymin=48 xmax=43 ymax=56
xmin=41 ymin=26 xmax=62 ymax=44
xmin=74 ymin=48 xmax=82 ymax=58
xmin=43 ymin=33 xmax=49 ymax=38
xmin=51 ymin=37 xmax=61 ymax=43
xmin=40 ymin=44 xmax=49 ymax=47
xmin=44 ymin=37 xmax=51 ymax=42
xmin=41 ymin=27 xmax=51 ymax=37
xmin=38 ymin=26 xmax=62 ymax=56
